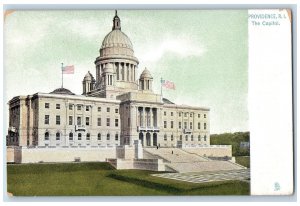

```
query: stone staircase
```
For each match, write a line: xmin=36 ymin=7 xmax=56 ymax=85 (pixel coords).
xmin=143 ymin=147 xmax=245 ymax=173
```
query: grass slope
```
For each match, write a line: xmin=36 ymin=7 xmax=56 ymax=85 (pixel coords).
xmin=7 ymin=162 xmax=250 ymax=196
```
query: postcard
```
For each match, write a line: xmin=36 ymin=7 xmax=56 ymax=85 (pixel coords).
xmin=3 ymin=9 xmax=293 ymax=197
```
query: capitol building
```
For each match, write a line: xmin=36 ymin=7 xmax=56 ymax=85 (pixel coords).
xmin=6 ymin=12 xmax=237 ymax=171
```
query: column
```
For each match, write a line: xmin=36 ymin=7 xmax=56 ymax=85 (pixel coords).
xmin=143 ymin=133 xmax=146 ymax=147
xmin=149 ymin=108 xmax=153 ymax=127
xmin=121 ymin=63 xmax=124 ymax=80
xmin=133 ymin=65 xmax=136 ymax=81
xmin=131 ymin=65 xmax=133 ymax=81
xmin=126 ymin=63 xmax=129 ymax=81
xmin=142 ymin=107 xmax=145 ymax=127
xmin=124 ymin=63 xmax=127 ymax=81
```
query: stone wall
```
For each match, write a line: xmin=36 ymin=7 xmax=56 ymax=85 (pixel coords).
xmin=9 ymin=146 xmax=116 ymax=163
xmin=6 ymin=147 xmax=15 ymax=163
xmin=183 ymin=145 xmax=232 ymax=157
xmin=113 ymin=158 xmax=165 ymax=171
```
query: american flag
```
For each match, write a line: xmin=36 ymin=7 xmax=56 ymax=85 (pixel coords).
xmin=161 ymin=79 xmax=175 ymax=90
xmin=62 ymin=65 xmax=75 ymax=74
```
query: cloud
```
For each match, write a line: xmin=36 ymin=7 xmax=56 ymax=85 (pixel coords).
xmin=138 ymin=37 xmax=205 ymax=63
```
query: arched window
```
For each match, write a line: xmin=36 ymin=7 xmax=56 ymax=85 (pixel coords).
xmin=198 ymin=135 xmax=201 ymax=141
xmin=107 ymin=133 xmax=110 ymax=140
xmin=191 ymin=135 xmax=193 ymax=141
xmin=45 ymin=132 xmax=49 ymax=140
xmin=204 ymin=135 xmax=207 ymax=141
xmin=179 ymin=135 xmax=182 ymax=141
xmin=69 ymin=132 xmax=73 ymax=140
xmin=171 ymin=135 xmax=174 ymax=141
xmin=97 ymin=133 xmax=101 ymax=140
xmin=86 ymin=133 xmax=90 ymax=140
xmin=56 ymin=132 xmax=60 ymax=140
xmin=78 ymin=133 xmax=82 ymax=140
xmin=115 ymin=134 xmax=119 ymax=141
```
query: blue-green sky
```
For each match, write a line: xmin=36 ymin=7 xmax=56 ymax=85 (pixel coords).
xmin=4 ymin=10 xmax=248 ymax=134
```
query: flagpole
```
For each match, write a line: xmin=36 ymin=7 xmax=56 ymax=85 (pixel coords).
xmin=61 ymin=63 xmax=64 ymax=88
xmin=160 ymin=77 xmax=163 ymax=102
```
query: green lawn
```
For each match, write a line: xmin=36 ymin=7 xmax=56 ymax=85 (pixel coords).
xmin=7 ymin=162 xmax=250 ymax=196
xmin=235 ymin=156 xmax=250 ymax=168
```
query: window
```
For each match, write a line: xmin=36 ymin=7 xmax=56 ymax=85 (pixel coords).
xmin=164 ymin=121 xmax=167 ymax=128
xmin=171 ymin=121 xmax=174 ymax=129
xmin=86 ymin=133 xmax=90 ymax=140
xmin=198 ymin=135 xmax=201 ymax=141
xmin=56 ymin=132 xmax=60 ymax=140
xmin=115 ymin=119 xmax=119 ymax=127
xmin=190 ymin=122 xmax=192 ymax=129
xmin=184 ymin=122 xmax=187 ymax=129
xmin=198 ymin=122 xmax=201 ymax=129
xmin=86 ymin=117 xmax=90 ymax=126
xmin=164 ymin=134 xmax=167 ymax=141
xmin=106 ymin=118 xmax=110 ymax=126
xmin=171 ymin=112 xmax=173 ymax=116
xmin=204 ymin=135 xmax=207 ymax=141
xmin=164 ymin=111 xmax=166 ymax=116
xmin=204 ymin=123 xmax=207 ymax=130
xmin=184 ymin=113 xmax=187 ymax=117
xmin=56 ymin=115 xmax=60 ymax=125
xmin=44 ymin=132 xmax=49 ymax=140
xmin=69 ymin=116 xmax=73 ymax=125
xmin=97 ymin=118 xmax=101 ymax=126
xmin=107 ymin=133 xmax=110 ymax=140
xmin=179 ymin=112 xmax=181 ymax=117
xmin=69 ymin=132 xmax=73 ymax=140
xmin=190 ymin=113 xmax=193 ymax=117
xmin=77 ymin=105 xmax=81 ymax=110
xmin=204 ymin=114 xmax=207 ymax=118
xmin=115 ymin=134 xmax=119 ymax=141
xmin=179 ymin=135 xmax=182 ymax=141
xmin=198 ymin=114 xmax=200 ymax=118
xmin=77 ymin=117 xmax=82 ymax=126
xmin=69 ymin=104 xmax=73 ymax=110
xmin=115 ymin=108 xmax=119 ymax=113
xmin=98 ymin=107 xmax=101 ymax=112
xmin=185 ymin=135 xmax=188 ymax=141
xmin=191 ymin=135 xmax=193 ymax=141
xmin=56 ymin=104 xmax=60 ymax=109
xmin=107 ymin=107 xmax=110 ymax=112
xmin=178 ymin=122 xmax=182 ymax=129
xmin=171 ymin=135 xmax=174 ymax=141
xmin=44 ymin=115 xmax=49 ymax=125
xmin=78 ymin=133 xmax=82 ymax=140
xmin=45 ymin=103 xmax=49 ymax=108
xmin=97 ymin=133 xmax=101 ymax=140
xmin=86 ymin=106 xmax=90 ymax=111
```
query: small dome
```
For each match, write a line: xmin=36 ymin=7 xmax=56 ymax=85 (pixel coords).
xmin=50 ymin=88 xmax=75 ymax=95
xmin=140 ymin=68 xmax=153 ymax=79
xmin=101 ymin=30 xmax=133 ymax=50
xmin=103 ymin=63 xmax=114 ymax=73
xmin=83 ymin=71 xmax=95 ymax=81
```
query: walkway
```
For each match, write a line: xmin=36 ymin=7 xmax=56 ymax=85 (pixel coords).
xmin=152 ymin=169 xmax=250 ymax=184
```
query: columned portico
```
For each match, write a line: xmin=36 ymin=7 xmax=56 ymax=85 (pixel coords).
xmin=137 ymin=106 xmax=160 ymax=147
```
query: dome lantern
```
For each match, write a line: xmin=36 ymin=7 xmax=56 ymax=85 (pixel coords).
xmin=112 ymin=10 xmax=121 ymax=30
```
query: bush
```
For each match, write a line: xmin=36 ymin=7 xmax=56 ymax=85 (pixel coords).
xmin=210 ymin=132 xmax=250 ymax=156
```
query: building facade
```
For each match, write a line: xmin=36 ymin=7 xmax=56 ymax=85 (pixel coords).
xmin=7 ymin=11 xmax=210 ymax=150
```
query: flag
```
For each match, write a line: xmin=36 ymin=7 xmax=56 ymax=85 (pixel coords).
xmin=161 ymin=79 xmax=175 ymax=90
xmin=62 ymin=65 xmax=75 ymax=74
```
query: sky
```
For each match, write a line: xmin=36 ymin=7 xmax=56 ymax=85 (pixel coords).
xmin=4 ymin=10 xmax=248 ymax=134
